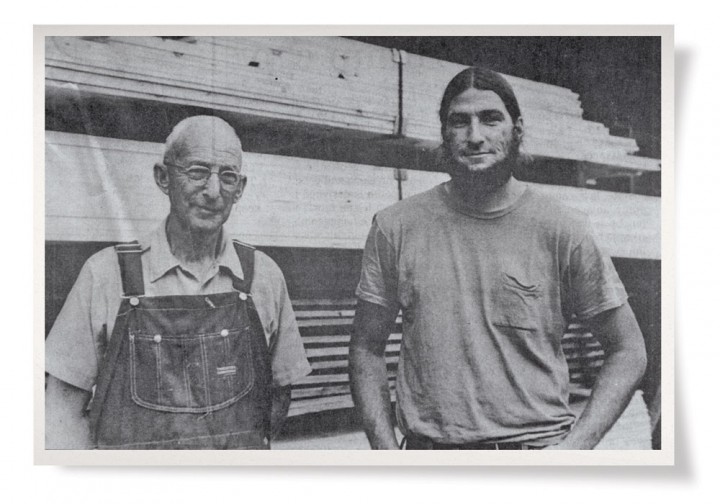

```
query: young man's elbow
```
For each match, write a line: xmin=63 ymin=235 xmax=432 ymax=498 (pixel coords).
xmin=613 ymin=340 xmax=647 ymax=383
xmin=631 ymin=343 xmax=648 ymax=378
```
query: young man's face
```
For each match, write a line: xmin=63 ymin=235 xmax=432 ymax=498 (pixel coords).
xmin=443 ymin=88 xmax=520 ymax=178
xmin=163 ymin=127 xmax=245 ymax=235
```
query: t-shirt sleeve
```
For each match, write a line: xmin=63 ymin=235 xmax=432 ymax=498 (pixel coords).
xmin=45 ymin=260 xmax=103 ymax=392
xmin=355 ymin=216 xmax=399 ymax=310
xmin=567 ymin=225 xmax=629 ymax=321
xmin=260 ymin=259 xmax=312 ymax=387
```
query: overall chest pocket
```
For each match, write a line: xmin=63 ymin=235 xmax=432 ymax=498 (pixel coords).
xmin=491 ymin=273 xmax=543 ymax=331
xmin=128 ymin=327 xmax=255 ymax=414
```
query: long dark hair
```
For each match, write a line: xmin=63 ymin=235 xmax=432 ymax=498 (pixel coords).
xmin=439 ymin=66 xmax=522 ymax=135
xmin=438 ymin=67 xmax=531 ymax=179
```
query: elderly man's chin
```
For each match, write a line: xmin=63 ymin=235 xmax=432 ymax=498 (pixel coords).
xmin=184 ymin=210 xmax=229 ymax=235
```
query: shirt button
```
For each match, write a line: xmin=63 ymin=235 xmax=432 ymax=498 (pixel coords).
xmin=239 ymin=292 xmax=248 ymax=301
xmin=263 ymin=437 xmax=269 ymax=445
xmin=153 ymin=334 xmax=162 ymax=343
xmin=220 ymin=329 xmax=229 ymax=337
xmin=129 ymin=297 xmax=139 ymax=306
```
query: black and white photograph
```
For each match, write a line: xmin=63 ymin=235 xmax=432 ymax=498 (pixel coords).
xmin=36 ymin=26 xmax=671 ymax=465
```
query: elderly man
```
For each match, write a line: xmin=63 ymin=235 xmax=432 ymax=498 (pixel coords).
xmin=349 ymin=67 xmax=647 ymax=450
xmin=46 ymin=116 xmax=311 ymax=449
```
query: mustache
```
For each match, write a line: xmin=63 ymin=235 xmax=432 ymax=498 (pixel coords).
xmin=441 ymin=133 xmax=523 ymax=166
xmin=195 ymin=204 xmax=225 ymax=211
xmin=461 ymin=150 xmax=494 ymax=156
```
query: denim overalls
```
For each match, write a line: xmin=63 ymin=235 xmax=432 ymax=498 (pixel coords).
xmin=88 ymin=241 xmax=272 ymax=449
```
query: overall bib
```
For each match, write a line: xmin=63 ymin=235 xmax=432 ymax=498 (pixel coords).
xmin=88 ymin=241 xmax=272 ymax=449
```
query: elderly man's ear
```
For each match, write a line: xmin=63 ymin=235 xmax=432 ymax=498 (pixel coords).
xmin=233 ymin=175 xmax=248 ymax=203
xmin=154 ymin=163 xmax=170 ymax=195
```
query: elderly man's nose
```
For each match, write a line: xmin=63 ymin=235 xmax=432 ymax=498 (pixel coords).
xmin=203 ymin=172 xmax=222 ymax=198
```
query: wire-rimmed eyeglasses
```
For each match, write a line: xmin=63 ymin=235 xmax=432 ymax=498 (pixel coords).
xmin=165 ymin=162 xmax=245 ymax=189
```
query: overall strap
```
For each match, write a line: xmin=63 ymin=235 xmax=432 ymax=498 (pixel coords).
xmin=90 ymin=242 xmax=145 ymax=443
xmin=232 ymin=239 xmax=272 ymax=438
xmin=115 ymin=242 xmax=145 ymax=297
xmin=232 ymin=240 xmax=255 ymax=293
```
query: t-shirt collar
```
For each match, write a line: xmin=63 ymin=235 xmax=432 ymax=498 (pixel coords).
xmin=440 ymin=180 xmax=531 ymax=220
xmin=139 ymin=218 xmax=245 ymax=283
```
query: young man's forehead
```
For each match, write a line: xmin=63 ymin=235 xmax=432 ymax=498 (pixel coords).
xmin=448 ymin=88 xmax=510 ymax=113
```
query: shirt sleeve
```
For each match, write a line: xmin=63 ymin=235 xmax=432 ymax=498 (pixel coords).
xmin=255 ymin=254 xmax=312 ymax=387
xmin=45 ymin=259 xmax=104 ymax=392
xmin=567 ymin=226 xmax=629 ymax=321
xmin=355 ymin=216 xmax=399 ymax=310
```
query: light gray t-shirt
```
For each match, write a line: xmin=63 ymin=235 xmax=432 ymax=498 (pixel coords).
xmin=356 ymin=183 xmax=628 ymax=444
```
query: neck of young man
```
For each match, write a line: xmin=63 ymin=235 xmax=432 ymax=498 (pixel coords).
xmin=165 ymin=215 xmax=223 ymax=268
xmin=448 ymin=171 xmax=526 ymax=214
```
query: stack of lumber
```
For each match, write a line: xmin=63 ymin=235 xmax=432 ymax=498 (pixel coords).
xmin=563 ymin=322 xmax=605 ymax=394
xmin=288 ymin=299 xmax=401 ymax=416
xmin=401 ymin=51 xmax=656 ymax=170
xmin=45 ymin=36 xmax=659 ymax=172
xmin=45 ymin=131 xmax=660 ymax=259
xmin=45 ymin=36 xmax=398 ymax=136
xmin=45 ymin=131 xmax=398 ymax=249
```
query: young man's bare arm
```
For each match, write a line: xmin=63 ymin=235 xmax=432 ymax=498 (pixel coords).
xmin=349 ymin=299 xmax=400 ymax=450
xmin=547 ymin=303 xmax=647 ymax=449
xmin=45 ymin=375 xmax=93 ymax=449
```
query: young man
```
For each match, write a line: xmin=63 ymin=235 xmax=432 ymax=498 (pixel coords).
xmin=46 ymin=116 xmax=311 ymax=449
xmin=350 ymin=67 xmax=647 ymax=450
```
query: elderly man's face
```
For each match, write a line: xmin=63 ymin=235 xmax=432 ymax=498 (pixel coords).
xmin=443 ymin=88 xmax=520 ymax=177
xmin=164 ymin=127 xmax=245 ymax=235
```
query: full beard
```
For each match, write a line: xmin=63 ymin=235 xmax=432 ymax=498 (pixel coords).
xmin=442 ymin=136 xmax=521 ymax=193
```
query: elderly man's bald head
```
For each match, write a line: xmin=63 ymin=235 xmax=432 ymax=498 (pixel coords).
xmin=163 ymin=116 xmax=243 ymax=169
xmin=155 ymin=115 xmax=246 ymax=237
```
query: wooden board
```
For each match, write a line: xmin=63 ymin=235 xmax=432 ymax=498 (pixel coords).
xmin=45 ymin=36 xmax=659 ymax=172
xmin=46 ymin=36 xmax=399 ymax=136
xmin=46 ymin=132 xmax=659 ymax=258
xmin=45 ymin=131 xmax=398 ymax=248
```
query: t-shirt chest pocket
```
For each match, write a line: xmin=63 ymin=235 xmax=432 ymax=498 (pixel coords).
xmin=491 ymin=272 xmax=543 ymax=331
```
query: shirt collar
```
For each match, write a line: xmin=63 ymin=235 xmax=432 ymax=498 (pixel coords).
xmin=139 ymin=218 xmax=245 ymax=283
xmin=215 ymin=229 xmax=245 ymax=281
